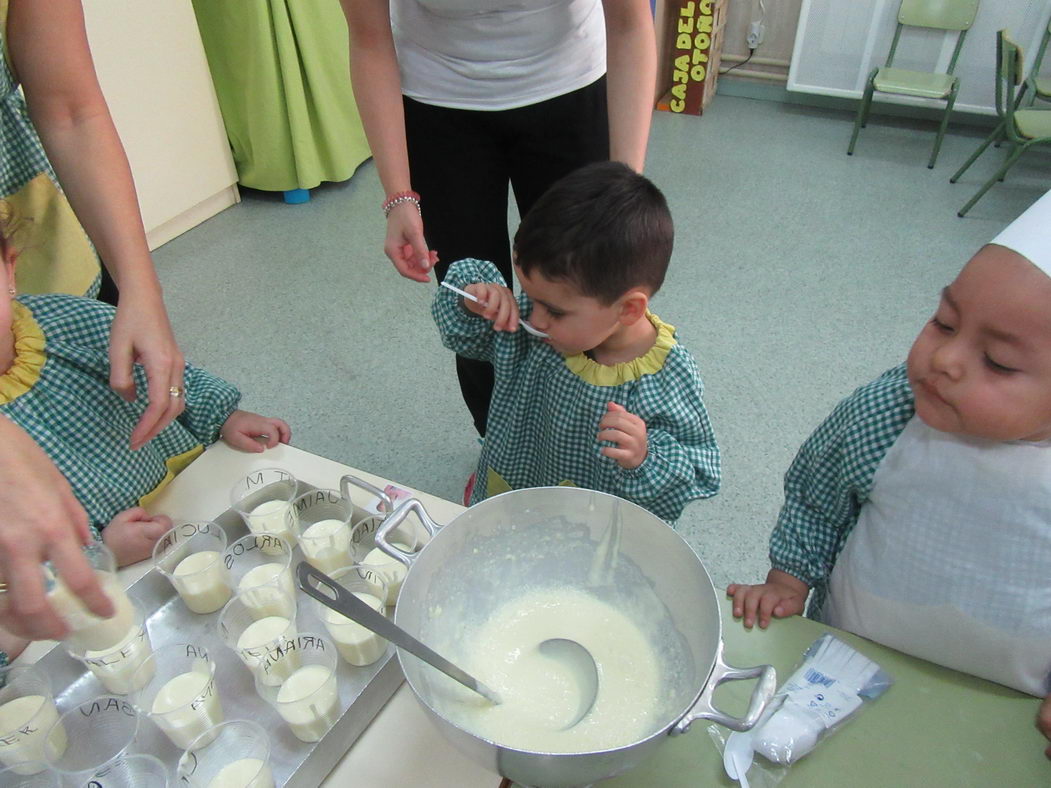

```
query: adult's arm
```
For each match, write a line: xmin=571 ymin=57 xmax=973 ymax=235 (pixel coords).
xmin=602 ymin=0 xmax=657 ymax=172
xmin=7 ymin=0 xmax=185 ymax=450
xmin=0 ymin=416 xmax=112 ymax=640
xmin=340 ymin=0 xmax=433 ymax=281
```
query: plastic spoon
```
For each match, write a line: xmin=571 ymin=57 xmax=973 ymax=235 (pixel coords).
xmin=440 ymin=280 xmax=550 ymax=338
xmin=723 ymin=730 xmax=754 ymax=787
xmin=537 ymin=637 xmax=599 ymax=729
xmin=297 ymin=562 xmax=503 ymax=704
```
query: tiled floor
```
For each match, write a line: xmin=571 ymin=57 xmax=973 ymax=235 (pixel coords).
xmin=153 ymin=91 xmax=1050 ymax=594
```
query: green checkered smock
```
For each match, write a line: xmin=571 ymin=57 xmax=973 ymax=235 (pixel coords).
xmin=771 ymin=364 xmax=914 ymax=618
xmin=2 ymin=295 xmax=241 ymax=529
xmin=433 ymin=259 xmax=720 ymax=524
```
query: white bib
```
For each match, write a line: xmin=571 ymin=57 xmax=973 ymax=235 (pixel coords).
xmin=825 ymin=416 xmax=1051 ymax=696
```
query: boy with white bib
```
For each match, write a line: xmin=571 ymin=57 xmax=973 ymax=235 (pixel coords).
xmin=727 ymin=192 xmax=1051 ymax=755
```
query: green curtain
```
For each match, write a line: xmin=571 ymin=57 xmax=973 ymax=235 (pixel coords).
xmin=191 ymin=0 xmax=371 ymax=191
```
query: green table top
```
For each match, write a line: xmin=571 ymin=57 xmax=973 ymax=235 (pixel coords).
xmin=600 ymin=599 xmax=1047 ymax=787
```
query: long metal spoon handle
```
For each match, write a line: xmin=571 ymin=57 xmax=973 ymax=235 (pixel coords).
xmin=439 ymin=281 xmax=549 ymax=338
xmin=296 ymin=562 xmax=502 ymax=704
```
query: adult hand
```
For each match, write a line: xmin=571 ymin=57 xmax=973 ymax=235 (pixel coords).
xmin=0 ymin=418 xmax=112 ymax=640
xmin=108 ymin=286 xmax=186 ymax=450
xmin=384 ymin=202 xmax=437 ymax=282
xmin=727 ymin=569 xmax=809 ymax=630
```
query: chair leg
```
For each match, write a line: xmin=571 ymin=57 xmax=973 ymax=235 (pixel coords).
xmin=928 ymin=85 xmax=958 ymax=168
xmin=847 ymin=74 xmax=877 ymax=155
xmin=957 ymin=145 xmax=1025 ymax=217
xmin=949 ymin=121 xmax=1004 ymax=183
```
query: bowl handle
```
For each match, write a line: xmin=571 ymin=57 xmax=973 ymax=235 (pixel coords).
xmin=375 ymin=497 xmax=442 ymax=567
xmin=340 ymin=474 xmax=394 ymax=512
xmin=670 ymin=641 xmax=777 ymax=735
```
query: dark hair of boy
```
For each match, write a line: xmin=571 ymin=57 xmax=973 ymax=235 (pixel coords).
xmin=513 ymin=161 xmax=674 ymax=306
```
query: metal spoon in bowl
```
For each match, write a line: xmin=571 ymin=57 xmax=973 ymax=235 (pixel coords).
xmin=297 ymin=562 xmax=503 ymax=705
xmin=537 ymin=637 xmax=600 ymax=729
xmin=440 ymin=281 xmax=550 ymax=338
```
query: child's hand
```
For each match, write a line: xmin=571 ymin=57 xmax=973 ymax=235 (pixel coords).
xmin=727 ymin=569 xmax=809 ymax=629
xmin=1038 ymin=694 xmax=1051 ymax=760
xmin=102 ymin=507 xmax=173 ymax=567
xmin=597 ymin=402 xmax=648 ymax=469
xmin=462 ymin=283 xmax=521 ymax=333
xmin=220 ymin=410 xmax=292 ymax=453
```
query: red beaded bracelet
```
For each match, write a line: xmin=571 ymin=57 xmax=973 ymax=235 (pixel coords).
xmin=382 ymin=190 xmax=421 ymax=218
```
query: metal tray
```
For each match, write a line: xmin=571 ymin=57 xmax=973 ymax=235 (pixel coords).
xmin=35 ymin=480 xmax=404 ymax=787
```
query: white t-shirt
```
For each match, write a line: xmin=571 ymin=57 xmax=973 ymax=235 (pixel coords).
xmin=824 ymin=416 xmax=1051 ymax=697
xmin=391 ymin=0 xmax=607 ymax=111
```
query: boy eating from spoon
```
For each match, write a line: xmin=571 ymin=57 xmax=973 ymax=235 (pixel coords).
xmin=727 ymin=191 xmax=1051 ymax=750
xmin=432 ymin=161 xmax=720 ymax=523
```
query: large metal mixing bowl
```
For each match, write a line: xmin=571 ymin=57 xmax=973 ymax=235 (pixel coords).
xmin=376 ymin=487 xmax=775 ymax=788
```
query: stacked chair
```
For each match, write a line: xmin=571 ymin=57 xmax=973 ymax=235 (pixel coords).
xmin=950 ymin=29 xmax=1051 ymax=217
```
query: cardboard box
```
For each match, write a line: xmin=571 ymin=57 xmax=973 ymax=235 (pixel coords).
xmin=655 ymin=0 xmax=728 ymax=115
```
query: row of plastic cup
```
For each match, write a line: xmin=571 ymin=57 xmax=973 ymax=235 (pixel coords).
xmin=0 ymin=468 xmax=409 ymax=782
xmin=152 ymin=469 xmax=414 ymax=616
xmin=0 ymin=665 xmax=271 ymax=786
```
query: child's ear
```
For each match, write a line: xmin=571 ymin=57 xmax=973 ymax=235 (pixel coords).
xmin=617 ymin=289 xmax=649 ymax=325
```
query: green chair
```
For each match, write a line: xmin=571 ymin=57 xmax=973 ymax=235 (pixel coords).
xmin=951 ymin=30 xmax=1051 ymax=217
xmin=1022 ymin=19 xmax=1051 ymax=106
xmin=847 ymin=0 xmax=980 ymax=169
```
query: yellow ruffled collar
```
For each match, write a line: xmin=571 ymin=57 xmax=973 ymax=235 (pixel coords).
xmin=563 ymin=312 xmax=676 ymax=386
xmin=0 ymin=301 xmax=46 ymax=404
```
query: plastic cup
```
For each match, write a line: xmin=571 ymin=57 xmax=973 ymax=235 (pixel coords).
xmin=294 ymin=489 xmax=355 ymax=575
xmin=216 ymin=589 xmax=298 ymax=682
xmin=44 ymin=696 xmax=139 ymax=781
xmin=153 ymin=522 xmax=232 ymax=614
xmin=86 ymin=753 xmax=170 ymax=787
xmin=223 ymin=533 xmax=296 ymax=619
xmin=176 ymin=719 xmax=274 ymax=788
xmin=316 ymin=566 xmax=389 ymax=667
xmin=230 ymin=469 xmax=299 ymax=551
xmin=132 ymin=643 xmax=223 ymax=750
xmin=254 ymin=633 xmax=340 ymax=742
xmin=47 ymin=542 xmax=135 ymax=653
xmin=351 ymin=520 xmax=418 ymax=606
xmin=0 ymin=761 xmax=59 ymax=786
xmin=65 ymin=598 xmax=154 ymax=695
xmin=0 ymin=665 xmax=66 ymax=773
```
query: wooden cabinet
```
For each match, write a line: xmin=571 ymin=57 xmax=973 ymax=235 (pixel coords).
xmin=81 ymin=0 xmax=238 ymax=249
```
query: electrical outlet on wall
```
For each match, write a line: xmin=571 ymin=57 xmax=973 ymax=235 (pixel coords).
xmin=746 ymin=21 xmax=765 ymax=49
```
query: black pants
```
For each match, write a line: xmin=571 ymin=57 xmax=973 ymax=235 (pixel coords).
xmin=97 ymin=263 xmax=119 ymax=306
xmin=404 ymin=77 xmax=610 ymax=436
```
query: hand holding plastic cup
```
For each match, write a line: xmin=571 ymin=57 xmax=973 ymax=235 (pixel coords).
xmin=316 ymin=566 xmax=389 ymax=666
xmin=153 ymin=522 xmax=232 ymax=614
xmin=254 ymin=633 xmax=340 ymax=743
xmin=47 ymin=542 xmax=135 ymax=653
xmin=0 ymin=665 xmax=66 ymax=773
xmin=132 ymin=643 xmax=223 ymax=750
xmin=44 ymin=696 xmax=139 ymax=782
xmin=295 ymin=489 xmax=355 ymax=575
xmin=176 ymin=719 xmax=274 ymax=788
xmin=217 ymin=588 xmax=298 ymax=682
xmin=230 ymin=469 xmax=299 ymax=551
xmin=65 ymin=598 xmax=153 ymax=695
